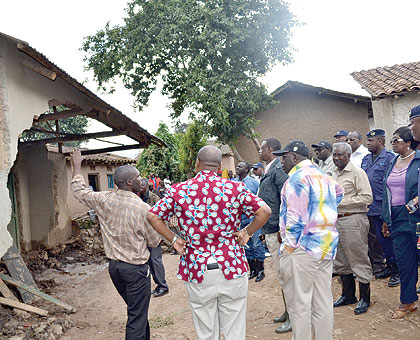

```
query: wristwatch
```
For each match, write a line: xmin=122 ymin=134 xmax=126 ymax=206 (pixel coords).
xmin=170 ymin=234 xmax=178 ymax=246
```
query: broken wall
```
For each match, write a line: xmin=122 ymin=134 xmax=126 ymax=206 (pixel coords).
xmin=0 ymin=35 xmax=100 ymax=257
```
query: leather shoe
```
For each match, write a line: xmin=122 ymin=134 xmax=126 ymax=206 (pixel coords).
xmin=388 ymin=274 xmax=400 ymax=287
xmin=354 ymin=298 xmax=369 ymax=315
xmin=274 ymin=316 xmax=292 ymax=334
xmin=375 ymin=267 xmax=391 ymax=279
xmin=255 ymin=271 xmax=265 ymax=282
xmin=153 ymin=288 xmax=169 ymax=297
xmin=273 ymin=312 xmax=288 ymax=323
xmin=333 ymin=295 xmax=357 ymax=308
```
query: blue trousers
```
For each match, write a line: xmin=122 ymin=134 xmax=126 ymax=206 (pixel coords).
xmin=241 ymin=219 xmax=265 ymax=262
xmin=369 ymin=215 xmax=395 ymax=264
xmin=390 ymin=206 xmax=420 ymax=304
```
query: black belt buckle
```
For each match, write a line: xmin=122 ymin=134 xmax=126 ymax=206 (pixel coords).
xmin=207 ymin=263 xmax=219 ymax=270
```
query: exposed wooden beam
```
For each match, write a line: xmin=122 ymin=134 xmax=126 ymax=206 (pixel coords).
xmin=63 ymin=143 xmax=144 ymax=156
xmin=21 ymin=59 xmax=56 ymax=81
xmin=22 ymin=130 xmax=124 ymax=144
xmin=0 ymin=297 xmax=49 ymax=316
xmin=34 ymin=108 xmax=84 ymax=123
xmin=28 ymin=127 xmax=67 ymax=136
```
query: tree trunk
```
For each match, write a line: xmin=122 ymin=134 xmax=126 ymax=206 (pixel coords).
xmin=249 ymin=128 xmax=261 ymax=152
xmin=230 ymin=144 xmax=244 ymax=162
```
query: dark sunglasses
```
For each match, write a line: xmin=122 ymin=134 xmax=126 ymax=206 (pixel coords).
xmin=390 ymin=138 xmax=404 ymax=144
xmin=345 ymin=138 xmax=356 ymax=142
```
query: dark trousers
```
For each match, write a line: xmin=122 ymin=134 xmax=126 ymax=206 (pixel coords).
xmin=109 ymin=260 xmax=151 ymax=340
xmin=148 ymin=245 xmax=168 ymax=290
xmin=390 ymin=206 xmax=420 ymax=304
xmin=369 ymin=215 xmax=396 ymax=265
xmin=367 ymin=215 xmax=385 ymax=273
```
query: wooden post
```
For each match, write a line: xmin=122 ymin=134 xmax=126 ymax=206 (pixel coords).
xmin=21 ymin=59 xmax=56 ymax=81
xmin=0 ymin=297 xmax=48 ymax=316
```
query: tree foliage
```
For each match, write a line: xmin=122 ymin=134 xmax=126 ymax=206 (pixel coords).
xmin=178 ymin=121 xmax=208 ymax=179
xmin=21 ymin=107 xmax=89 ymax=147
xmin=83 ymin=0 xmax=296 ymax=156
xmin=137 ymin=122 xmax=182 ymax=181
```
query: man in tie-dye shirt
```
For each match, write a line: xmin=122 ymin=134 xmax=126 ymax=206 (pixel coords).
xmin=274 ymin=141 xmax=344 ymax=340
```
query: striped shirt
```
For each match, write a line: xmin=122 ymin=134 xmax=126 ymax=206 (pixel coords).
xmin=71 ymin=174 xmax=161 ymax=264
xmin=280 ymin=160 xmax=344 ymax=260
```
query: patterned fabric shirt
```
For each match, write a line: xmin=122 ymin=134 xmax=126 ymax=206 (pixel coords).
xmin=71 ymin=174 xmax=161 ymax=264
xmin=150 ymin=170 xmax=266 ymax=283
xmin=280 ymin=160 xmax=344 ymax=260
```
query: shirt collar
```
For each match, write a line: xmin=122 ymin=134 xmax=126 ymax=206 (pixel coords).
xmin=194 ymin=170 xmax=218 ymax=179
xmin=116 ymin=189 xmax=139 ymax=198
xmin=288 ymin=159 xmax=312 ymax=176
xmin=264 ymin=158 xmax=277 ymax=174
xmin=336 ymin=160 xmax=354 ymax=174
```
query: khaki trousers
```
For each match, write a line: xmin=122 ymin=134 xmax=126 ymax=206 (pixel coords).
xmin=280 ymin=248 xmax=334 ymax=340
xmin=185 ymin=269 xmax=248 ymax=340
xmin=334 ymin=213 xmax=373 ymax=284
xmin=265 ymin=232 xmax=282 ymax=285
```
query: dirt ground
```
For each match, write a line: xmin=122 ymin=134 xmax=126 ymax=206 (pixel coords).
xmin=32 ymin=253 xmax=419 ymax=340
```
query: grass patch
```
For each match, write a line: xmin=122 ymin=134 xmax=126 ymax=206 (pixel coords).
xmin=149 ymin=315 xmax=175 ymax=329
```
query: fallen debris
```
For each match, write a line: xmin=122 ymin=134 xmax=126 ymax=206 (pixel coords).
xmin=0 ymin=297 xmax=48 ymax=316
xmin=0 ymin=273 xmax=76 ymax=313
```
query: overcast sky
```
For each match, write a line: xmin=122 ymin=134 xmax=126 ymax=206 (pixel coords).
xmin=1 ymin=0 xmax=420 ymax=155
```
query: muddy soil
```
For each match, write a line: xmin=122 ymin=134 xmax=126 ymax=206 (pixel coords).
xmin=43 ymin=254 xmax=420 ymax=340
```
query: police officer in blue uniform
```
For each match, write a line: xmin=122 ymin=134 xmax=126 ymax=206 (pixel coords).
xmin=361 ymin=129 xmax=399 ymax=287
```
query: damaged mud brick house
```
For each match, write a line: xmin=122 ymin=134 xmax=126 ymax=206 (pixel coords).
xmin=0 ymin=32 xmax=164 ymax=258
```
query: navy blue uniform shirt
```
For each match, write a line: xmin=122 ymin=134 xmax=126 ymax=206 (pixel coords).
xmin=361 ymin=148 xmax=395 ymax=216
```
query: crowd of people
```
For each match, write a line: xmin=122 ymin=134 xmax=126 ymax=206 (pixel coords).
xmin=69 ymin=104 xmax=420 ymax=340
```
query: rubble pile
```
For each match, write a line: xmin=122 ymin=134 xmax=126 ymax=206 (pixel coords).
xmin=1 ymin=311 xmax=74 ymax=340
xmin=23 ymin=216 xmax=106 ymax=275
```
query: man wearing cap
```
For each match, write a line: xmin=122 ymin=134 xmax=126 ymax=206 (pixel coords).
xmin=275 ymin=141 xmax=344 ymax=340
xmin=251 ymin=162 xmax=264 ymax=183
xmin=311 ymin=141 xmax=336 ymax=176
xmin=346 ymin=131 xmax=369 ymax=167
xmin=258 ymin=138 xmax=291 ymax=334
xmin=361 ymin=129 xmax=399 ymax=287
xmin=334 ymin=130 xmax=349 ymax=142
xmin=332 ymin=142 xmax=373 ymax=315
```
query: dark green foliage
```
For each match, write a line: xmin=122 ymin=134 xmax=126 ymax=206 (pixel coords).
xmin=82 ymin=0 xmax=296 ymax=152
xmin=137 ymin=122 xmax=182 ymax=181
xmin=178 ymin=121 xmax=207 ymax=179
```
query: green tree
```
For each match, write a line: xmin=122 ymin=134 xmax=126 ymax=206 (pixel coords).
xmin=21 ymin=107 xmax=89 ymax=147
xmin=82 ymin=0 xmax=296 ymax=160
xmin=137 ymin=122 xmax=181 ymax=181
xmin=178 ymin=121 xmax=208 ymax=179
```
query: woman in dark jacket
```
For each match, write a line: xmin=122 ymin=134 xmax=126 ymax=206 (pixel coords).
xmin=382 ymin=126 xmax=420 ymax=319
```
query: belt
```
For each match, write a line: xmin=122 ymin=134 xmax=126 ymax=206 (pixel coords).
xmin=337 ymin=212 xmax=359 ymax=219
xmin=207 ymin=263 xmax=219 ymax=270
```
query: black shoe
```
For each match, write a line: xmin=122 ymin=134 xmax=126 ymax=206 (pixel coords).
xmin=274 ymin=315 xmax=292 ymax=334
xmin=375 ymin=266 xmax=391 ymax=279
xmin=333 ymin=274 xmax=357 ymax=307
xmin=273 ymin=312 xmax=288 ymax=323
xmin=388 ymin=273 xmax=400 ymax=287
xmin=255 ymin=271 xmax=265 ymax=282
xmin=248 ymin=259 xmax=257 ymax=279
xmin=354 ymin=282 xmax=370 ymax=315
xmin=153 ymin=288 xmax=169 ymax=297
xmin=354 ymin=298 xmax=369 ymax=314
xmin=151 ymin=286 xmax=158 ymax=295
xmin=333 ymin=295 xmax=357 ymax=307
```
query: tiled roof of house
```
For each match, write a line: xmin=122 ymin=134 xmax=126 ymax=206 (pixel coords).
xmin=47 ymin=145 xmax=135 ymax=164
xmin=351 ymin=62 xmax=420 ymax=98
xmin=208 ymin=140 xmax=234 ymax=156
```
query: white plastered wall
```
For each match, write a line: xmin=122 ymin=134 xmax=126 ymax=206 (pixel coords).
xmin=372 ymin=93 xmax=420 ymax=148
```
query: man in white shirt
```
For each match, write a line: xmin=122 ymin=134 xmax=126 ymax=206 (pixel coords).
xmin=346 ymin=131 xmax=369 ymax=167
xmin=311 ymin=140 xmax=336 ymax=176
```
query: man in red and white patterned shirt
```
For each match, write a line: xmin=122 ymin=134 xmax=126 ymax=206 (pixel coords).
xmin=147 ymin=146 xmax=271 ymax=340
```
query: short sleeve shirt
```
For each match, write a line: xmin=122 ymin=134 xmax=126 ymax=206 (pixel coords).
xmin=149 ymin=170 xmax=265 ymax=283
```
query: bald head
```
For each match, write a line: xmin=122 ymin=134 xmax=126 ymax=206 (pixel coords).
xmin=196 ymin=145 xmax=222 ymax=171
xmin=114 ymin=165 xmax=139 ymax=187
